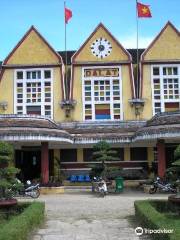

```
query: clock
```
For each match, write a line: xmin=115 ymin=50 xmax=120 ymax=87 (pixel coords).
xmin=90 ymin=37 xmax=112 ymax=59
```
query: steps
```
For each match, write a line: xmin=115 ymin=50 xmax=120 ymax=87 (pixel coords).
xmin=64 ymin=185 xmax=92 ymax=192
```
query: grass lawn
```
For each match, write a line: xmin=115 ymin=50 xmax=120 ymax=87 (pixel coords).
xmin=0 ymin=202 xmax=44 ymax=240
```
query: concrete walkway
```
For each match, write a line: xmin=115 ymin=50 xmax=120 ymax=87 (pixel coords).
xmin=31 ymin=190 xmax=168 ymax=240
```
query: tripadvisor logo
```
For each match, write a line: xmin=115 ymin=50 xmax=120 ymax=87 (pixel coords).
xmin=135 ymin=227 xmax=143 ymax=236
xmin=135 ymin=227 xmax=174 ymax=235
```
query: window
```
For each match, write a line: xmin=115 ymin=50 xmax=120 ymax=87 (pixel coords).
xmin=60 ymin=149 xmax=77 ymax=162
xmin=111 ymin=148 xmax=124 ymax=161
xmin=152 ymin=65 xmax=180 ymax=115
xmin=153 ymin=67 xmax=160 ymax=76
xmin=83 ymin=67 xmax=122 ymax=120
xmin=85 ymin=104 xmax=92 ymax=120
xmin=17 ymin=71 xmax=23 ymax=80
xmin=44 ymin=70 xmax=51 ymax=79
xmin=95 ymin=104 xmax=110 ymax=120
xmin=163 ymin=78 xmax=179 ymax=100
xmin=26 ymin=106 xmax=41 ymax=115
xmin=130 ymin=148 xmax=147 ymax=161
xmin=83 ymin=148 xmax=123 ymax=162
xmin=26 ymin=82 xmax=41 ymax=103
xmin=15 ymin=69 xmax=53 ymax=118
xmin=83 ymin=148 xmax=94 ymax=162
xmin=26 ymin=70 xmax=41 ymax=79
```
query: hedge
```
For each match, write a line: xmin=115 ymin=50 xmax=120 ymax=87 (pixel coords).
xmin=134 ymin=200 xmax=180 ymax=240
xmin=0 ymin=202 xmax=45 ymax=240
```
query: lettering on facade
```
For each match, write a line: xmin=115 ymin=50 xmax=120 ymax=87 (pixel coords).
xmin=84 ymin=68 xmax=119 ymax=77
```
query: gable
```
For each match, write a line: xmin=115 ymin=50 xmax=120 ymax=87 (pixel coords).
xmin=143 ymin=22 xmax=180 ymax=61
xmin=73 ymin=23 xmax=130 ymax=63
xmin=4 ymin=27 xmax=62 ymax=65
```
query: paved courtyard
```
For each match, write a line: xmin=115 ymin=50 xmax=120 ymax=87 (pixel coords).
xmin=31 ymin=190 xmax=168 ymax=240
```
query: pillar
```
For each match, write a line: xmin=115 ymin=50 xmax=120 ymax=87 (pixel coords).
xmin=157 ymin=140 xmax=166 ymax=178
xmin=41 ymin=142 xmax=49 ymax=184
xmin=124 ymin=147 xmax=130 ymax=161
xmin=77 ymin=148 xmax=83 ymax=162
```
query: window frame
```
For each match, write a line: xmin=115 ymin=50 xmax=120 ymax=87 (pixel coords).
xmin=82 ymin=66 xmax=123 ymax=121
xmin=14 ymin=68 xmax=53 ymax=118
xmin=151 ymin=64 xmax=180 ymax=115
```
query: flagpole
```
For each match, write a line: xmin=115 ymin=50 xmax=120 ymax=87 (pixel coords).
xmin=64 ymin=0 xmax=68 ymax=100
xmin=136 ymin=0 xmax=139 ymax=98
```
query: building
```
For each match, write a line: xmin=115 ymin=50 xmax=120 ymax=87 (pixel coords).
xmin=0 ymin=21 xmax=179 ymax=183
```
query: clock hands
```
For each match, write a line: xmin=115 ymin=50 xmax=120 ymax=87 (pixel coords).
xmin=91 ymin=38 xmax=112 ymax=58
xmin=99 ymin=39 xmax=101 ymax=55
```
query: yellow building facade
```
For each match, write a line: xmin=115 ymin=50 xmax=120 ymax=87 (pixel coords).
xmin=0 ymin=26 xmax=65 ymax=121
xmin=70 ymin=23 xmax=135 ymax=122
xmin=0 ymin=22 xmax=179 ymax=183
xmin=141 ymin=22 xmax=180 ymax=118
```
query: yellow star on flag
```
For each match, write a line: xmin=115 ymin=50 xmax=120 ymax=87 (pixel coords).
xmin=137 ymin=2 xmax=152 ymax=18
xmin=142 ymin=7 xmax=148 ymax=14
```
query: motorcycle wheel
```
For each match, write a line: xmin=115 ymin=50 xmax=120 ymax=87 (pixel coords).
xmin=149 ymin=187 xmax=157 ymax=194
xmin=99 ymin=189 xmax=105 ymax=198
xmin=171 ymin=188 xmax=177 ymax=193
xmin=30 ymin=189 xmax=40 ymax=198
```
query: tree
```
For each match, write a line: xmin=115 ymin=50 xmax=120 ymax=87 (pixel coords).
xmin=90 ymin=141 xmax=120 ymax=179
xmin=167 ymin=145 xmax=180 ymax=195
xmin=173 ymin=145 xmax=180 ymax=166
xmin=93 ymin=141 xmax=119 ymax=166
xmin=53 ymin=156 xmax=66 ymax=186
xmin=0 ymin=142 xmax=20 ymax=200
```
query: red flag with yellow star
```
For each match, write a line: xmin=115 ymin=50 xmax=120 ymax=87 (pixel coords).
xmin=137 ymin=2 xmax=152 ymax=18
xmin=65 ymin=7 xmax=72 ymax=24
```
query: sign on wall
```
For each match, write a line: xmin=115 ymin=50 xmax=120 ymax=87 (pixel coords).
xmin=84 ymin=68 xmax=119 ymax=78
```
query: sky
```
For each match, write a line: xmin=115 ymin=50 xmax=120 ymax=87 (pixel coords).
xmin=0 ymin=0 xmax=179 ymax=60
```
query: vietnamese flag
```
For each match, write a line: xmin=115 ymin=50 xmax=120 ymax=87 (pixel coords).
xmin=137 ymin=2 xmax=152 ymax=18
xmin=65 ymin=7 xmax=72 ymax=23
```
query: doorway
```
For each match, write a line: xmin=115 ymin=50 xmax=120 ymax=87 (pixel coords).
xmin=15 ymin=149 xmax=54 ymax=182
xmin=15 ymin=150 xmax=41 ymax=181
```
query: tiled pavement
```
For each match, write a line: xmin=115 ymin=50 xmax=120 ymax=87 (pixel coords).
xmin=30 ymin=190 xmax=168 ymax=240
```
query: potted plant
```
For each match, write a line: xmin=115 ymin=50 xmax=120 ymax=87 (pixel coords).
xmin=40 ymin=156 xmax=65 ymax=194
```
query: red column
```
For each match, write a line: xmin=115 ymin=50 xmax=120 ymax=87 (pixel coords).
xmin=157 ymin=140 xmax=166 ymax=178
xmin=41 ymin=142 xmax=49 ymax=184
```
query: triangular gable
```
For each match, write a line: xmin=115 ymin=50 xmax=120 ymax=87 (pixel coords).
xmin=4 ymin=26 xmax=62 ymax=65
xmin=72 ymin=23 xmax=131 ymax=63
xmin=142 ymin=21 xmax=180 ymax=61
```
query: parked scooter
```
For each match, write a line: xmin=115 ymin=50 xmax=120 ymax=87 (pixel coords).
xmin=92 ymin=177 xmax=107 ymax=197
xmin=149 ymin=177 xmax=177 ymax=194
xmin=11 ymin=179 xmax=40 ymax=198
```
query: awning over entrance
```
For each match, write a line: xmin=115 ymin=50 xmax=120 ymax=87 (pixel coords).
xmin=134 ymin=111 xmax=180 ymax=142
xmin=1 ymin=112 xmax=180 ymax=144
xmin=0 ymin=114 xmax=73 ymax=144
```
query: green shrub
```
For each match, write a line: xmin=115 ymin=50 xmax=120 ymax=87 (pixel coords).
xmin=134 ymin=200 xmax=180 ymax=240
xmin=92 ymin=141 xmax=119 ymax=165
xmin=0 ymin=141 xmax=20 ymax=200
xmin=0 ymin=202 xmax=45 ymax=240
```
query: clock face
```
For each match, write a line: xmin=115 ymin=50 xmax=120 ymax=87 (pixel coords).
xmin=90 ymin=37 xmax=112 ymax=59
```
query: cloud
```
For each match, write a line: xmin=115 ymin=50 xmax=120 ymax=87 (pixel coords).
xmin=119 ymin=34 xmax=154 ymax=49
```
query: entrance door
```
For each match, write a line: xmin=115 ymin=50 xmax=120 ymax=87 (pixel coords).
xmin=15 ymin=150 xmax=41 ymax=181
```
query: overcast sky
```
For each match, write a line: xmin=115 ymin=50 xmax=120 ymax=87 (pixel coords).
xmin=0 ymin=0 xmax=179 ymax=60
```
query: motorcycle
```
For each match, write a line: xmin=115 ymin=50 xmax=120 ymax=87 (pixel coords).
xmin=11 ymin=179 xmax=40 ymax=198
xmin=149 ymin=177 xmax=177 ymax=194
xmin=92 ymin=177 xmax=107 ymax=197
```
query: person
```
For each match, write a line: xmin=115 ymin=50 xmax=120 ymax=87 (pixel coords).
xmin=100 ymin=178 xmax=107 ymax=193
